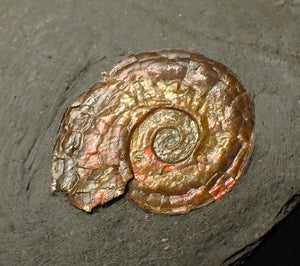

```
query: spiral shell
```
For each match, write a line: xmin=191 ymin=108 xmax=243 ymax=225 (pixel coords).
xmin=51 ymin=50 xmax=254 ymax=214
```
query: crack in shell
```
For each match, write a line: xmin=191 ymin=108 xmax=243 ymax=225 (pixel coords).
xmin=51 ymin=50 xmax=255 ymax=214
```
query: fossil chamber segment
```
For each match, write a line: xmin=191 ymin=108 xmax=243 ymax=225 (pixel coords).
xmin=51 ymin=50 xmax=254 ymax=214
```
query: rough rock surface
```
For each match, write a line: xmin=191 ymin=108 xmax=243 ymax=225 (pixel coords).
xmin=0 ymin=1 xmax=299 ymax=265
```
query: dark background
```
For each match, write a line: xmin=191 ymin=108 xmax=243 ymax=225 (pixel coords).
xmin=244 ymin=202 xmax=299 ymax=265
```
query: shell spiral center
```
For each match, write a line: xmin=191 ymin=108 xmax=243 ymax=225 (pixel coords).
xmin=131 ymin=108 xmax=200 ymax=164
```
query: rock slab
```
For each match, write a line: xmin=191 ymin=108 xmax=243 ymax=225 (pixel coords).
xmin=0 ymin=1 xmax=299 ymax=265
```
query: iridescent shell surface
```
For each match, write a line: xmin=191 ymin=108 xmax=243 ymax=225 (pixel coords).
xmin=51 ymin=50 xmax=255 ymax=214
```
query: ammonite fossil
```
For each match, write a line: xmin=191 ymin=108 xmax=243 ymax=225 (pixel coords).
xmin=51 ymin=50 xmax=254 ymax=215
